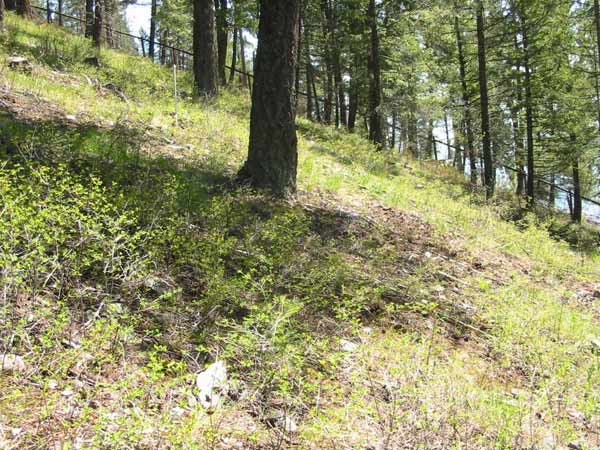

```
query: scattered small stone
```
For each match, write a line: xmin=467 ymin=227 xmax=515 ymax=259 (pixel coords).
xmin=567 ymin=409 xmax=586 ymax=422
xmin=65 ymin=114 xmax=78 ymax=123
xmin=591 ymin=338 xmax=600 ymax=354
xmin=340 ymin=339 xmax=359 ymax=352
xmin=415 ymin=184 xmax=425 ymax=190
xmin=196 ymin=361 xmax=228 ymax=409
xmin=266 ymin=410 xmax=298 ymax=434
xmin=170 ymin=407 xmax=186 ymax=418
xmin=7 ymin=56 xmax=31 ymax=71
xmin=0 ymin=354 xmax=26 ymax=373
xmin=362 ymin=327 xmax=374 ymax=335
xmin=48 ymin=379 xmax=59 ymax=390
xmin=568 ymin=441 xmax=583 ymax=450
xmin=61 ymin=388 xmax=75 ymax=397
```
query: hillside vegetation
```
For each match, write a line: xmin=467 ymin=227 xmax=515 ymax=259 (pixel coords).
xmin=0 ymin=15 xmax=599 ymax=450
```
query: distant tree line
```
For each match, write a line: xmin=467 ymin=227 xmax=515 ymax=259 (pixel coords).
xmin=4 ymin=0 xmax=599 ymax=219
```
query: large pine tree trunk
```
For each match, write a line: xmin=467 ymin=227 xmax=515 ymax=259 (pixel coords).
xmin=16 ymin=0 xmax=32 ymax=17
xmin=148 ymin=0 xmax=157 ymax=59
xmin=93 ymin=0 xmax=103 ymax=47
xmin=594 ymin=0 xmax=600 ymax=129
xmin=239 ymin=30 xmax=249 ymax=89
xmin=238 ymin=0 xmax=301 ymax=197
xmin=193 ymin=0 xmax=219 ymax=97
xmin=522 ymin=17 xmax=535 ymax=207
xmin=229 ymin=28 xmax=238 ymax=84
xmin=348 ymin=79 xmax=358 ymax=132
xmin=572 ymin=159 xmax=582 ymax=223
xmin=476 ymin=0 xmax=494 ymax=198
xmin=455 ymin=13 xmax=477 ymax=184
xmin=215 ymin=0 xmax=228 ymax=86
xmin=367 ymin=0 xmax=384 ymax=146
xmin=85 ymin=0 xmax=94 ymax=38
xmin=305 ymin=20 xmax=314 ymax=120
xmin=0 ymin=0 xmax=4 ymax=28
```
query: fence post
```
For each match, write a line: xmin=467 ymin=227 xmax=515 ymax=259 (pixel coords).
xmin=173 ymin=64 xmax=178 ymax=128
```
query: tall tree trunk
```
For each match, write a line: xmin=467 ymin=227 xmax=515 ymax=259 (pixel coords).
xmin=572 ymin=159 xmax=582 ymax=223
xmin=367 ymin=0 xmax=383 ymax=146
xmin=238 ymin=0 xmax=301 ymax=197
xmin=594 ymin=0 xmax=600 ymax=129
xmin=444 ymin=112 xmax=452 ymax=161
xmin=476 ymin=0 xmax=494 ymax=198
xmin=5 ymin=0 xmax=13 ymax=12
xmin=0 ymin=0 xmax=4 ymax=28
xmin=149 ymin=0 xmax=157 ymax=59
xmin=215 ymin=0 xmax=228 ymax=86
xmin=160 ymin=30 xmax=168 ymax=65
xmin=511 ymin=32 xmax=526 ymax=196
xmin=85 ymin=0 xmax=94 ymax=37
xmin=323 ymin=0 xmax=347 ymax=127
xmin=295 ymin=12 xmax=302 ymax=108
xmin=305 ymin=20 xmax=314 ymax=120
xmin=312 ymin=75 xmax=322 ymax=122
xmin=455 ymin=14 xmax=477 ymax=184
xmin=93 ymin=0 xmax=103 ymax=47
xmin=193 ymin=0 xmax=219 ymax=97
xmin=57 ymin=0 xmax=63 ymax=25
xmin=229 ymin=28 xmax=238 ymax=84
xmin=239 ymin=29 xmax=249 ymax=89
xmin=16 ymin=0 xmax=31 ymax=17
xmin=522 ymin=16 xmax=535 ymax=207
xmin=548 ymin=173 xmax=555 ymax=207
xmin=348 ymin=77 xmax=358 ymax=132
xmin=391 ymin=112 xmax=397 ymax=149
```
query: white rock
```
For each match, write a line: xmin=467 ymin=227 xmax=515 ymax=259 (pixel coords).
xmin=340 ymin=339 xmax=359 ymax=352
xmin=282 ymin=416 xmax=297 ymax=434
xmin=267 ymin=410 xmax=298 ymax=434
xmin=196 ymin=361 xmax=227 ymax=409
xmin=591 ymin=338 xmax=600 ymax=351
xmin=0 ymin=354 xmax=26 ymax=373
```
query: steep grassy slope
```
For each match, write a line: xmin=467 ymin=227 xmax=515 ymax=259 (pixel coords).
xmin=0 ymin=14 xmax=599 ymax=449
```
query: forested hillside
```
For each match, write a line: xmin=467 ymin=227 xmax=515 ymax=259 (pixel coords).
xmin=0 ymin=3 xmax=599 ymax=450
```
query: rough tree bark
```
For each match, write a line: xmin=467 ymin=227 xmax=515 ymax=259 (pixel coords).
xmin=455 ymin=12 xmax=477 ymax=184
xmin=476 ymin=0 xmax=494 ymax=198
xmin=522 ymin=15 xmax=535 ymax=207
xmin=238 ymin=0 xmax=301 ymax=197
xmin=305 ymin=18 xmax=314 ymax=120
xmin=193 ymin=0 xmax=219 ymax=97
xmin=239 ymin=29 xmax=249 ymax=89
xmin=215 ymin=0 xmax=228 ymax=86
xmin=367 ymin=0 xmax=384 ymax=146
xmin=57 ymin=0 xmax=63 ymax=25
xmin=16 ymin=0 xmax=32 ymax=17
xmin=148 ymin=0 xmax=157 ymax=59
xmin=93 ymin=0 xmax=103 ymax=47
xmin=85 ymin=0 xmax=94 ymax=38
xmin=229 ymin=28 xmax=238 ymax=84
